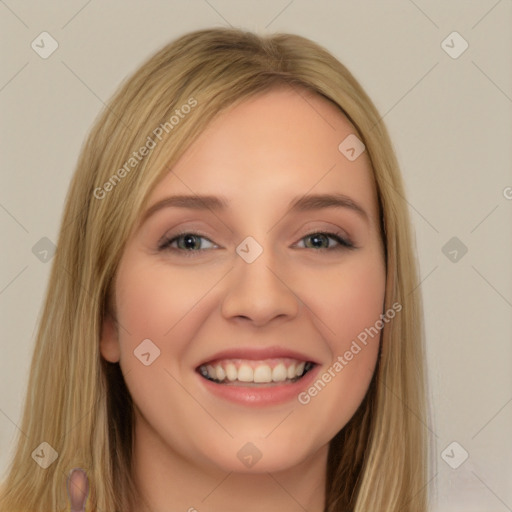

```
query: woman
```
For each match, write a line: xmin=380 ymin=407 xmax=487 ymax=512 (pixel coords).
xmin=0 ymin=27 xmax=429 ymax=511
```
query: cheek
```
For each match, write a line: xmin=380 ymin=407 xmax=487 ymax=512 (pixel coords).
xmin=304 ymin=249 xmax=386 ymax=349
xmin=294 ymin=250 xmax=385 ymax=432
xmin=111 ymin=258 xmax=217 ymax=441
xmin=114 ymin=258 xmax=214 ymax=359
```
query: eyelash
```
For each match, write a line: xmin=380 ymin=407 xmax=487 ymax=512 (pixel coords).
xmin=157 ymin=230 xmax=355 ymax=257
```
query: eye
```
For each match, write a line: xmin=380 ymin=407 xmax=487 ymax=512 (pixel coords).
xmin=158 ymin=232 xmax=217 ymax=254
xmin=158 ymin=230 xmax=355 ymax=257
xmin=296 ymin=231 xmax=354 ymax=251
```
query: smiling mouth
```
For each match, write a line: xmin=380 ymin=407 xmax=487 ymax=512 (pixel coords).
xmin=197 ymin=358 xmax=316 ymax=386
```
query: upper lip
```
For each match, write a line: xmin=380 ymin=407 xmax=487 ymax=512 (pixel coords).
xmin=197 ymin=346 xmax=319 ymax=368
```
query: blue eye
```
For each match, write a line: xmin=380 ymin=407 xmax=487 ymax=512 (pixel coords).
xmin=298 ymin=231 xmax=354 ymax=250
xmin=158 ymin=232 xmax=217 ymax=252
xmin=158 ymin=230 xmax=354 ymax=257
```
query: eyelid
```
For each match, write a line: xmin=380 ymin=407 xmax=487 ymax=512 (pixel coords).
xmin=299 ymin=228 xmax=354 ymax=247
xmin=157 ymin=229 xmax=217 ymax=251
xmin=157 ymin=228 xmax=356 ymax=255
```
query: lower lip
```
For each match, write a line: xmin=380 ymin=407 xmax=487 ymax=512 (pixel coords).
xmin=197 ymin=365 xmax=321 ymax=407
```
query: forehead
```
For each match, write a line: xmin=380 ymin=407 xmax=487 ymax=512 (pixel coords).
xmin=149 ymin=86 xmax=379 ymax=223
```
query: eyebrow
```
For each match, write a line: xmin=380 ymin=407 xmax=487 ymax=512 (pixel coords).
xmin=140 ymin=192 xmax=369 ymax=225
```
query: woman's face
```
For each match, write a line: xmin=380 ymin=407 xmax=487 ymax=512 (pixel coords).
xmin=100 ymin=86 xmax=386 ymax=475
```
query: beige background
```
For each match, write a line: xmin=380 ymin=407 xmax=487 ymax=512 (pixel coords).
xmin=1 ymin=1 xmax=511 ymax=510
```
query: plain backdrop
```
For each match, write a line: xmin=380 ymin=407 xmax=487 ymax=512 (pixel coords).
xmin=1 ymin=1 xmax=511 ymax=510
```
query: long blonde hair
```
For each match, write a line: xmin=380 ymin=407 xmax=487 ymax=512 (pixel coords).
xmin=0 ymin=27 xmax=429 ymax=511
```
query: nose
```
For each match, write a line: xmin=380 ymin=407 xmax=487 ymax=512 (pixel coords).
xmin=220 ymin=242 xmax=299 ymax=327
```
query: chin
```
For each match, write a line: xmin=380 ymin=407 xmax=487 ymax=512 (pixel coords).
xmin=196 ymin=435 xmax=321 ymax=475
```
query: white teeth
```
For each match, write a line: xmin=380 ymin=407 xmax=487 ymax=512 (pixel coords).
xmin=200 ymin=359 xmax=311 ymax=383
xmin=225 ymin=362 xmax=237 ymax=381
xmin=272 ymin=363 xmax=287 ymax=382
xmin=215 ymin=364 xmax=226 ymax=381
xmin=237 ymin=364 xmax=253 ymax=382
xmin=253 ymin=365 xmax=272 ymax=383
xmin=206 ymin=365 xmax=216 ymax=380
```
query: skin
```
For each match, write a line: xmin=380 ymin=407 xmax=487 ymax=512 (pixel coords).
xmin=100 ymin=85 xmax=386 ymax=512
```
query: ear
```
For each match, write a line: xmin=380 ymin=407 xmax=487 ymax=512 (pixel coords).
xmin=99 ymin=311 xmax=121 ymax=363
